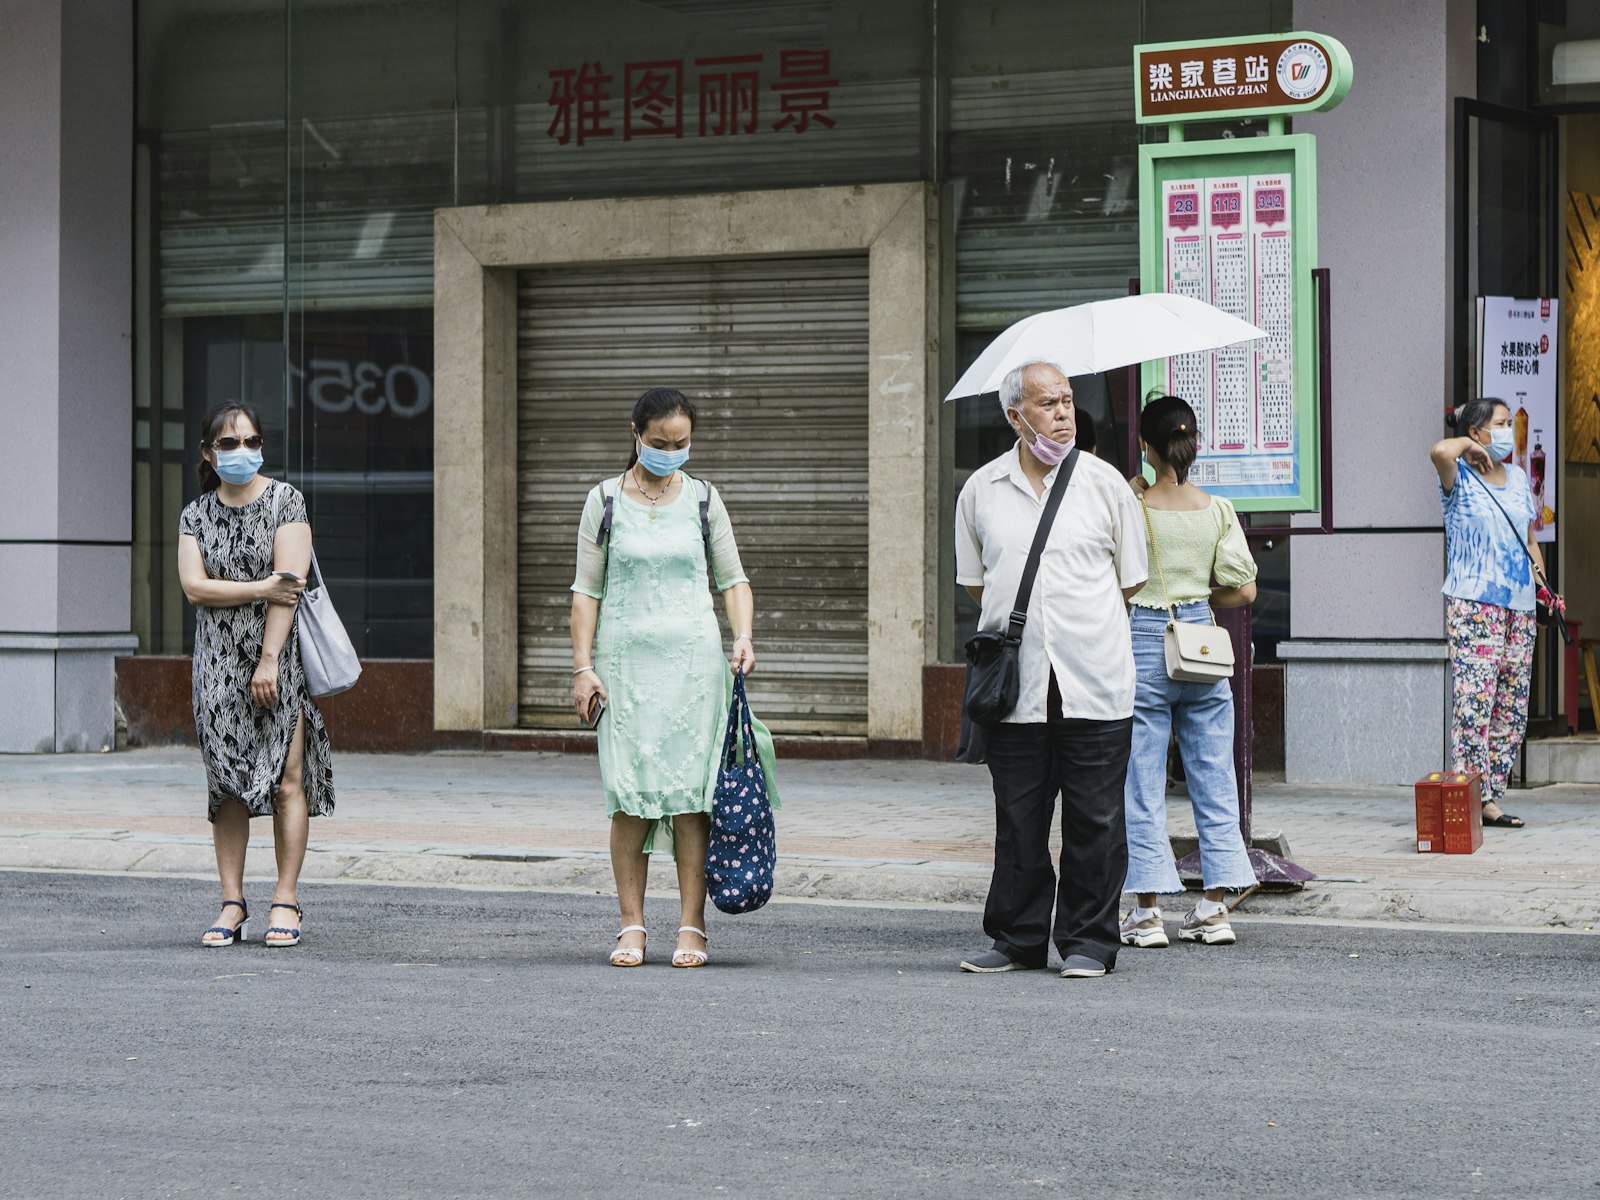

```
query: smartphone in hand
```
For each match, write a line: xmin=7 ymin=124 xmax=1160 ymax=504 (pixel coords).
xmin=583 ymin=694 xmax=607 ymax=729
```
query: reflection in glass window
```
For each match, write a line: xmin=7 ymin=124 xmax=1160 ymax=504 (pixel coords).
xmin=173 ymin=314 xmax=435 ymax=659
xmin=289 ymin=311 xmax=436 ymax=659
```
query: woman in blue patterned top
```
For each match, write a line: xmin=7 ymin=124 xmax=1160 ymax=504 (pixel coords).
xmin=1429 ymin=398 xmax=1548 ymax=828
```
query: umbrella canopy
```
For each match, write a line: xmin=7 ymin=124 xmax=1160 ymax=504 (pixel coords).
xmin=943 ymin=293 xmax=1267 ymax=402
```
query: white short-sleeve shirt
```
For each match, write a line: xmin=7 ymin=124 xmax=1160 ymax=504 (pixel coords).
xmin=955 ymin=444 xmax=1148 ymax=723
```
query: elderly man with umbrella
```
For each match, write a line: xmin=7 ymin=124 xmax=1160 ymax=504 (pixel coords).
xmin=954 ymin=359 xmax=1147 ymax=977
xmin=949 ymin=294 xmax=1265 ymax=978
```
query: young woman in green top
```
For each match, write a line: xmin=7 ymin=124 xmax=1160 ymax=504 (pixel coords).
xmin=569 ymin=388 xmax=777 ymax=969
xmin=1120 ymin=394 xmax=1259 ymax=950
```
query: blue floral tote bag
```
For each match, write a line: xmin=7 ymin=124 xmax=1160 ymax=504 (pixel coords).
xmin=706 ymin=670 xmax=777 ymax=914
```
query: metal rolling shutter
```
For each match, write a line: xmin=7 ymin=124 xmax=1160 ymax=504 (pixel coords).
xmin=515 ymin=254 xmax=869 ymax=734
xmin=950 ymin=66 xmax=1139 ymax=329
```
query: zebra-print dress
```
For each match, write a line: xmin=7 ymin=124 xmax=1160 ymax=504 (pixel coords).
xmin=179 ymin=481 xmax=335 ymax=822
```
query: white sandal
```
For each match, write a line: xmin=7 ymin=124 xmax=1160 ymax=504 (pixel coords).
xmin=672 ymin=925 xmax=709 ymax=968
xmin=610 ymin=924 xmax=647 ymax=967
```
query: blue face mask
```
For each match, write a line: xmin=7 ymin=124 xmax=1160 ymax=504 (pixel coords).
xmin=637 ymin=440 xmax=690 ymax=476
xmin=214 ymin=447 xmax=263 ymax=485
xmin=1487 ymin=427 xmax=1514 ymax=462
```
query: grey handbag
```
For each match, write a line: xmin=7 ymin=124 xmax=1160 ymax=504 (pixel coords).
xmin=270 ymin=482 xmax=361 ymax=697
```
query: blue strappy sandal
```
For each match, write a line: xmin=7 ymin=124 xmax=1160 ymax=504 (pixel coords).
xmin=201 ymin=900 xmax=249 ymax=947
xmin=264 ymin=902 xmax=303 ymax=948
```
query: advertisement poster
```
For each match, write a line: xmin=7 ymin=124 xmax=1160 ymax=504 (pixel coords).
xmin=1161 ymin=173 xmax=1296 ymax=493
xmin=1477 ymin=297 xmax=1559 ymax=543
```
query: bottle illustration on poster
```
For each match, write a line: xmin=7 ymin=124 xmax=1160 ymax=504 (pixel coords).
xmin=1531 ymin=429 xmax=1549 ymax=532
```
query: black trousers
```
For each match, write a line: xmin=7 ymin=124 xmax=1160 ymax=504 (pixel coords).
xmin=982 ymin=677 xmax=1132 ymax=969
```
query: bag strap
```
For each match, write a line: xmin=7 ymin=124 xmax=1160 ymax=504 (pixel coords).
xmin=720 ymin=669 xmax=758 ymax=769
xmin=1139 ymin=497 xmax=1178 ymax=625
xmin=267 ymin=480 xmax=322 ymax=592
xmin=597 ymin=473 xmax=713 ymax=556
xmin=596 ymin=474 xmax=625 ymax=547
xmin=1455 ymin=462 xmax=1544 ymax=583
xmin=1455 ymin=462 xmax=1569 ymax=643
xmin=1005 ymin=448 xmax=1080 ymax=642
xmin=695 ymin=477 xmax=711 ymax=549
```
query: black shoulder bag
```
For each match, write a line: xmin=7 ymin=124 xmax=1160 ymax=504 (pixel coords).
xmin=957 ymin=448 xmax=1080 ymax=763
xmin=1455 ymin=461 xmax=1570 ymax=644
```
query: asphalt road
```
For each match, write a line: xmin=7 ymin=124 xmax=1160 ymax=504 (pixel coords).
xmin=3 ymin=872 xmax=1597 ymax=1200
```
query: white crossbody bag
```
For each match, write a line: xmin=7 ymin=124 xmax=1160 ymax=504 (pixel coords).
xmin=270 ymin=482 xmax=362 ymax=697
xmin=1140 ymin=497 xmax=1235 ymax=683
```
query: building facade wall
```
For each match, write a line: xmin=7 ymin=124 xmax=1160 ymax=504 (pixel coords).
xmin=20 ymin=0 xmax=1584 ymax=773
xmin=0 ymin=0 xmax=136 ymax=752
xmin=1281 ymin=0 xmax=1479 ymax=783
xmin=431 ymin=186 xmax=940 ymax=742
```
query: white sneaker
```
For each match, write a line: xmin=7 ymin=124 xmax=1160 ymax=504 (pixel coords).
xmin=1120 ymin=908 xmax=1169 ymax=948
xmin=1178 ymin=906 xmax=1236 ymax=945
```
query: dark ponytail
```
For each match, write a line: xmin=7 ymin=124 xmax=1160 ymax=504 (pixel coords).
xmin=1139 ymin=391 xmax=1200 ymax=485
xmin=626 ymin=387 xmax=696 ymax=468
xmin=1453 ymin=396 xmax=1507 ymax=438
xmin=195 ymin=401 xmax=264 ymax=492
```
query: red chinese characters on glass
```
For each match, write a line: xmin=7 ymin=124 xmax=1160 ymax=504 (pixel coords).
xmin=696 ymin=54 xmax=761 ymax=136
xmin=770 ymin=48 xmax=837 ymax=133
xmin=624 ymin=60 xmax=685 ymax=140
xmin=546 ymin=48 xmax=841 ymax=144
xmin=547 ymin=63 xmax=614 ymax=145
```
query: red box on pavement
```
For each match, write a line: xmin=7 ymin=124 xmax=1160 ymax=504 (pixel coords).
xmin=1414 ymin=772 xmax=1482 ymax=854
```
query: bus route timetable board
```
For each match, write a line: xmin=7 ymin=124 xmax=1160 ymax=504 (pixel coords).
xmin=1139 ymin=134 xmax=1322 ymax=513
xmin=1160 ymin=173 xmax=1294 ymax=480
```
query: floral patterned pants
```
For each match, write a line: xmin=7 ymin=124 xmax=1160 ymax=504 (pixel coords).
xmin=1447 ymin=597 xmax=1536 ymax=805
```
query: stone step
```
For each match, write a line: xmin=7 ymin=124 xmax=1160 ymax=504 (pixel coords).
xmin=1525 ymin=736 xmax=1600 ymax=785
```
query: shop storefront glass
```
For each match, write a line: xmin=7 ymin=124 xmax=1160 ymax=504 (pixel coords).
xmin=132 ymin=0 xmax=1291 ymax=686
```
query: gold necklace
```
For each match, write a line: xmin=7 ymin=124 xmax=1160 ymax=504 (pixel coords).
xmin=632 ymin=467 xmax=676 ymax=519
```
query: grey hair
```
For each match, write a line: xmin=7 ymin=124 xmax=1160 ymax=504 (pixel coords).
xmin=997 ymin=360 xmax=1065 ymax=418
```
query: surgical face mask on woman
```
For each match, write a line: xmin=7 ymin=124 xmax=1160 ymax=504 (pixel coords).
xmin=1012 ymin=410 xmax=1074 ymax=468
xmin=636 ymin=439 xmax=690 ymax=477
xmin=213 ymin=446 xmax=263 ymax=485
xmin=1485 ymin=426 xmax=1515 ymax=462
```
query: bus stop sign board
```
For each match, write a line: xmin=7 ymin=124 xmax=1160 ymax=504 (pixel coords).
xmin=1135 ymin=32 xmax=1350 ymax=514
xmin=1136 ymin=32 xmax=1352 ymax=125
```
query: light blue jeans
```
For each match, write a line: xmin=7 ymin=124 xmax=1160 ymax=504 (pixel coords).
xmin=1123 ymin=602 xmax=1257 ymax=895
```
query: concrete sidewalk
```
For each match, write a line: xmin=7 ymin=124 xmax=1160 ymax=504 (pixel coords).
xmin=2 ymin=747 xmax=1597 ymax=931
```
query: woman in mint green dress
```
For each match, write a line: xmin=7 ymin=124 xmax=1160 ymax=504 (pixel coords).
xmin=570 ymin=388 xmax=777 ymax=969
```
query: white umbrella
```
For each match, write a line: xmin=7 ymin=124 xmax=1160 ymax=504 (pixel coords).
xmin=943 ymin=293 xmax=1267 ymax=402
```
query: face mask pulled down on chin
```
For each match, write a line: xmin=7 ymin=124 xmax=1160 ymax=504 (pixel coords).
xmin=1013 ymin=410 xmax=1074 ymax=468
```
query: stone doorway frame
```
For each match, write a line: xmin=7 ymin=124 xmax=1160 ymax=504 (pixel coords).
xmin=431 ymin=183 xmax=940 ymax=742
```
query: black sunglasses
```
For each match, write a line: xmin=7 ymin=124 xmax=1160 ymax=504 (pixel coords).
xmin=209 ymin=435 xmax=265 ymax=451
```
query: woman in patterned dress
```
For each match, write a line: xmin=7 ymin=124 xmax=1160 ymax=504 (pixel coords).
xmin=178 ymin=403 xmax=335 ymax=947
xmin=570 ymin=388 xmax=776 ymax=969
xmin=1429 ymin=397 xmax=1551 ymax=829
